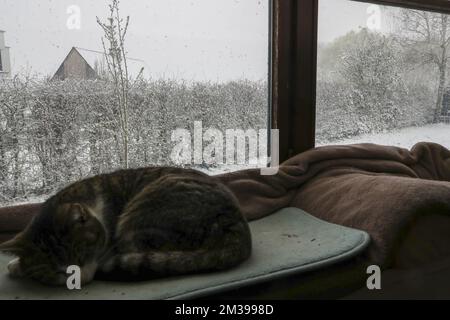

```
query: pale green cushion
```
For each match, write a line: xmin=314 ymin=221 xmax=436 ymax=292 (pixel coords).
xmin=0 ymin=207 xmax=370 ymax=300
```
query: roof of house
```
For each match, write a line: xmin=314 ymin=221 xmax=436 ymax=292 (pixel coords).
xmin=53 ymin=47 xmax=149 ymax=80
xmin=74 ymin=47 xmax=149 ymax=79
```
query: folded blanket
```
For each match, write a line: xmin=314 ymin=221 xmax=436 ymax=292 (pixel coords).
xmin=217 ymin=142 xmax=450 ymax=267
xmin=1 ymin=142 xmax=450 ymax=269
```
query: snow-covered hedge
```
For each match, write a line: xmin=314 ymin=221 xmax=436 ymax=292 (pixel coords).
xmin=0 ymin=78 xmax=267 ymax=203
xmin=315 ymin=80 xmax=434 ymax=144
xmin=316 ymin=29 xmax=436 ymax=144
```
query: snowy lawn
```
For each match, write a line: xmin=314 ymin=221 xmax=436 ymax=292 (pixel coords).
xmin=318 ymin=123 xmax=450 ymax=150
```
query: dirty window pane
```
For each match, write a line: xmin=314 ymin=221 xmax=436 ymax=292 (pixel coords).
xmin=0 ymin=0 xmax=269 ymax=205
xmin=317 ymin=0 xmax=450 ymax=149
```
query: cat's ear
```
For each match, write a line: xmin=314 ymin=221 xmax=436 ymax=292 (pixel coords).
xmin=71 ymin=203 xmax=89 ymax=224
xmin=0 ymin=234 xmax=25 ymax=256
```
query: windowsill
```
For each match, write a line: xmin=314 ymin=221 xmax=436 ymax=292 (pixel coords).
xmin=0 ymin=208 xmax=369 ymax=299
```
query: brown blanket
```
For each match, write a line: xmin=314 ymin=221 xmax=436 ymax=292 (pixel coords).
xmin=1 ymin=142 xmax=450 ymax=269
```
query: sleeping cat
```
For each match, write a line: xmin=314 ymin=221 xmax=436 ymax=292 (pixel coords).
xmin=0 ymin=167 xmax=252 ymax=286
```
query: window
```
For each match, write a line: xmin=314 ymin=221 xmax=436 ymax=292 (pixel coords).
xmin=0 ymin=0 xmax=270 ymax=205
xmin=317 ymin=0 xmax=450 ymax=149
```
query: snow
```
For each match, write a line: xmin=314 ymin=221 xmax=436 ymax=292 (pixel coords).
xmin=0 ymin=195 xmax=47 ymax=207
xmin=318 ymin=123 xmax=450 ymax=150
xmin=0 ymin=78 xmax=268 ymax=206
xmin=198 ymin=163 xmax=260 ymax=176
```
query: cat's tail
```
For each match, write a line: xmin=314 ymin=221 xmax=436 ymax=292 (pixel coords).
xmin=104 ymin=221 xmax=252 ymax=277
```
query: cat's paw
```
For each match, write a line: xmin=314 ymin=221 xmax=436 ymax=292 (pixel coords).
xmin=7 ymin=258 xmax=23 ymax=278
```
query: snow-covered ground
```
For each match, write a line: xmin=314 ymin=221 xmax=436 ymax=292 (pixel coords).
xmin=201 ymin=164 xmax=260 ymax=176
xmin=318 ymin=123 xmax=450 ymax=150
xmin=1 ymin=195 xmax=47 ymax=207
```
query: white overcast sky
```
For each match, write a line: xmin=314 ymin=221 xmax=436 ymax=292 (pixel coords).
xmin=318 ymin=0 xmax=392 ymax=43
xmin=0 ymin=0 xmax=392 ymax=81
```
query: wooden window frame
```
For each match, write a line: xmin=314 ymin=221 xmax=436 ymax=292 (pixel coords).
xmin=271 ymin=0 xmax=450 ymax=162
xmin=271 ymin=0 xmax=318 ymax=162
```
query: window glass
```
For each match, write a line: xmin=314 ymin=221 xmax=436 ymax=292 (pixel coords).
xmin=317 ymin=0 xmax=450 ymax=149
xmin=0 ymin=0 xmax=269 ymax=205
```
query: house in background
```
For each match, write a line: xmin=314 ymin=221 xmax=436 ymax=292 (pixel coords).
xmin=52 ymin=47 xmax=147 ymax=81
xmin=52 ymin=47 xmax=98 ymax=80
xmin=0 ymin=30 xmax=11 ymax=78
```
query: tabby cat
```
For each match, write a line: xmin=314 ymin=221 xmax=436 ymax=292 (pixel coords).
xmin=0 ymin=167 xmax=252 ymax=286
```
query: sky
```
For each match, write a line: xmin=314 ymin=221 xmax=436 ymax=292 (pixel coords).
xmin=318 ymin=0 xmax=393 ymax=44
xmin=0 ymin=0 xmax=269 ymax=81
xmin=0 ymin=0 xmax=393 ymax=81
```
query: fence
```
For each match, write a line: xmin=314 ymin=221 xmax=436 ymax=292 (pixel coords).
xmin=438 ymin=115 xmax=450 ymax=124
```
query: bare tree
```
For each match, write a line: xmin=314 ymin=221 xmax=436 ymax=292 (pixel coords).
xmin=97 ymin=0 xmax=131 ymax=168
xmin=394 ymin=9 xmax=450 ymax=120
